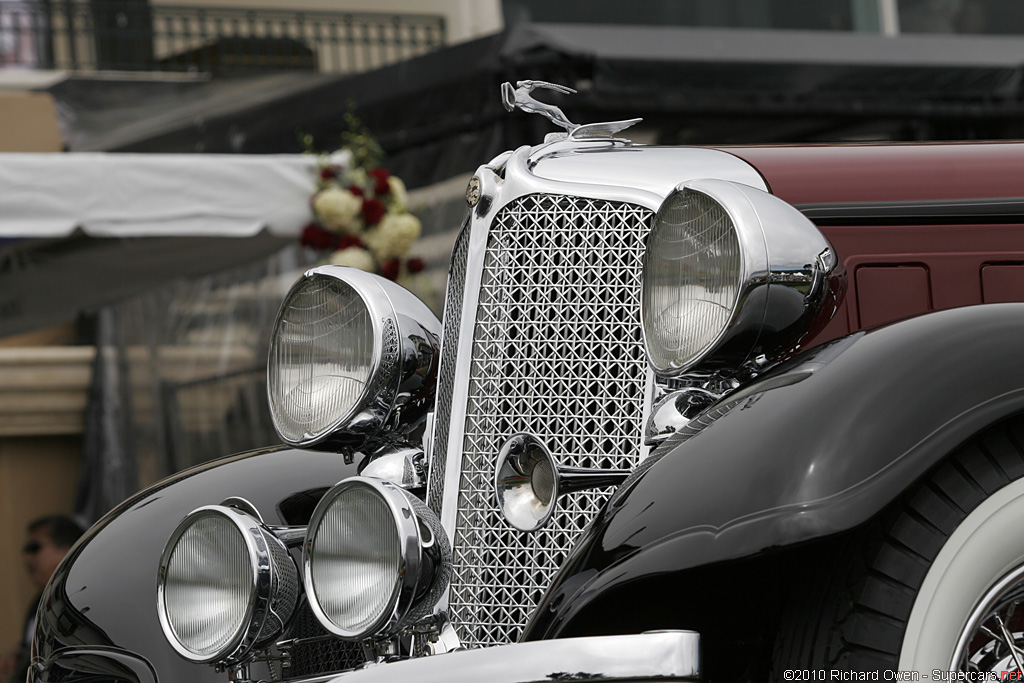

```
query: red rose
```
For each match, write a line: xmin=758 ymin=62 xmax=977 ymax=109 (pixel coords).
xmin=300 ymin=223 xmax=338 ymax=250
xmin=361 ymin=198 xmax=387 ymax=225
xmin=406 ymin=257 xmax=425 ymax=274
xmin=319 ymin=166 xmax=338 ymax=181
xmin=369 ymin=168 xmax=391 ymax=196
xmin=380 ymin=258 xmax=401 ymax=281
xmin=347 ymin=184 xmax=364 ymax=197
xmin=338 ymin=235 xmax=364 ymax=250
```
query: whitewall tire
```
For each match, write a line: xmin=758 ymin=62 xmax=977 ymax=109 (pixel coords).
xmin=900 ymin=477 xmax=1024 ymax=673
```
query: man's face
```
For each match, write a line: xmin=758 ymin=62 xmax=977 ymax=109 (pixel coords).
xmin=23 ymin=529 xmax=66 ymax=590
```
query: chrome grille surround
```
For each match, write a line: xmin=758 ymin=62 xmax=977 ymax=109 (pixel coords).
xmin=433 ymin=192 xmax=655 ymax=647
xmin=427 ymin=224 xmax=470 ymax=514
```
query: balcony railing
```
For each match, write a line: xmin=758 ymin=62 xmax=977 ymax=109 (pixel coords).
xmin=0 ymin=1 xmax=446 ymax=75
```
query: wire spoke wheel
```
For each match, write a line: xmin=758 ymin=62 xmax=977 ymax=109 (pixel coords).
xmin=955 ymin=567 xmax=1024 ymax=676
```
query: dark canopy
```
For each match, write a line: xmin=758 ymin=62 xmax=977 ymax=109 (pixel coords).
xmin=53 ymin=22 xmax=1024 ymax=188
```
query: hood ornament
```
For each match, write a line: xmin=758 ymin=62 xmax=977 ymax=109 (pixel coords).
xmin=501 ymin=80 xmax=642 ymax=142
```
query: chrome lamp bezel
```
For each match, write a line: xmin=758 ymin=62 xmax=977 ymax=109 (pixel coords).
xmin=302 ymin=476 xmax=449 ymax=641
xmin=156 ymin=504 xmax=297 ymax=665
xmin=267 ymin=265 xmax=441 ymax=448
xmin=641 ymin=178 xmax=843 ymax=377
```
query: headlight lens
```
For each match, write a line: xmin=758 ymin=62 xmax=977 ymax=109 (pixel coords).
xmin=163 ymin=512 xmax=250 ymax=657
xmin=313 ymin=484 xmax=400 ymax=634
xmin=268 ymin=273 xmax=376 ymax=445
xmin=304 ymin=477 xmax=449 ymax=640
xmin=643 ymin=188 xmax=743 ymax=373
xmin=157 ymin=505 xmax=298 ymax=664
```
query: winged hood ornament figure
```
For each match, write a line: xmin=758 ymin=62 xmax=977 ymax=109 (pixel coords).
xmin=501 ymin=80 xmax=642 ymax=141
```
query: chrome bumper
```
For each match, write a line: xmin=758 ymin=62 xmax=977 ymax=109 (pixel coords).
xmin=324 ymin=631 xmax=700 ymax=683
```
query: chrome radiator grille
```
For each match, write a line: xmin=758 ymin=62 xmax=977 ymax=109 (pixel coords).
xmin=432 ymin=193 xmax=654 ymax=647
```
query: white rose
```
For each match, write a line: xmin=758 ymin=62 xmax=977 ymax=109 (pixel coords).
xmin=328 ymin=246 xmax=376 ymax=272
xmin=363 ymin=212 xmax=421 ymax=262
xmin=348 ymin=167 xmax=369 ymax=187
xmin=387 ymin=176 xmax=408 ymax=212
xmin=313 ymin=188 xmax=362 ymax=234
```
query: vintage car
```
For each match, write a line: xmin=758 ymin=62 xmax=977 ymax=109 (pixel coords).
xmin=29 ymin=81 xmax=1024 ymax=683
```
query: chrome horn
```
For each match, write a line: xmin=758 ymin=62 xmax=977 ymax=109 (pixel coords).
xmin=494 ymin=434 xmax=630 ymax=532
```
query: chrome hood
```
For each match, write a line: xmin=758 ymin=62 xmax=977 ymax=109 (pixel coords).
xmin=525 ymin=142 xmax=769 ymax=201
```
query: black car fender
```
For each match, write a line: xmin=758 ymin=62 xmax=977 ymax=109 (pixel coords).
xmin=32 ymin=445 xmax=358 ymax=683
xmin=524 ymin=303 xmax=1024 ymax=640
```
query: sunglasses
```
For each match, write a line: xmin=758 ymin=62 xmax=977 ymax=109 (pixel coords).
xmin=22 ymin=541 xmax=43 ymax=555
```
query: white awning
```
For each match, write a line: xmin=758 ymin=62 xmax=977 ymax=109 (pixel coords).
xmin=0 ymin=152 xmax=328 ymax=238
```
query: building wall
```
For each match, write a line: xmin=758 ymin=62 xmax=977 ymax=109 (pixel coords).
xmin=152 ymin=0 xmax=504 ymax=44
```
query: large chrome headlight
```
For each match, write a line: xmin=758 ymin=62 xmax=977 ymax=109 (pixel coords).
xmin=268 ymin=266 xmax=441 ymax=447
xmin=642 ymin=179 xmax=844 ymax=376
xmin=303 ymin=476 xmax=450 ymax=640
xmin=157 ymin=505 xmax=298 ymax=664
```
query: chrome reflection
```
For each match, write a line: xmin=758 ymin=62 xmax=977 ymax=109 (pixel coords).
xmin=495 ymin=434 xmax=630 ymax=532
xmin=359 ymin=443 xmax=426 ymax=490
xmin=645 ymin=387 xmax=724 ymax=445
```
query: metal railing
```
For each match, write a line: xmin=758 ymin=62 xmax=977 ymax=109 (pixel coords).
xmin=0 ymin=1 xmax=445 ymax=75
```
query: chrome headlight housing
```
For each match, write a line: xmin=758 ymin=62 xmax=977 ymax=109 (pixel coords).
xmin=268 ymin=266 xmax=441 ymax=447
xmin=157 ymin=504 xmax=298 ymax=664
xmin=642 ymin=179 xmax=844 ymax=376
xmin=303 ymin=476 xmax=450 ymax=640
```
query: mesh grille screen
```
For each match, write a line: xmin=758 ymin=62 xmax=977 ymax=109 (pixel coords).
xmin=285 ymin=599 xmax=364 ymax=678
xmin=444 ymin=194 xmax=653 ymax=646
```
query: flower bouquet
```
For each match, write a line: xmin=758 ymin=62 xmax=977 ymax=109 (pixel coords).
xmin=300 ymin=117 xmax=424 ymax=282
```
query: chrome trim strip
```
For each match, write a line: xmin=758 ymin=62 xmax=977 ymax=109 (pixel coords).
xmin=438 ymin=177 xmax=492 ymax=539
xmin=326 ymin=631 xmax=700 ymax=683
xmin=514 ymin=143 xmax=665 ymax=210
xmin=795 ymin=196 xmax=1024 ymax=226
xmin=425 ymin=217 xmax=470 ymax=520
